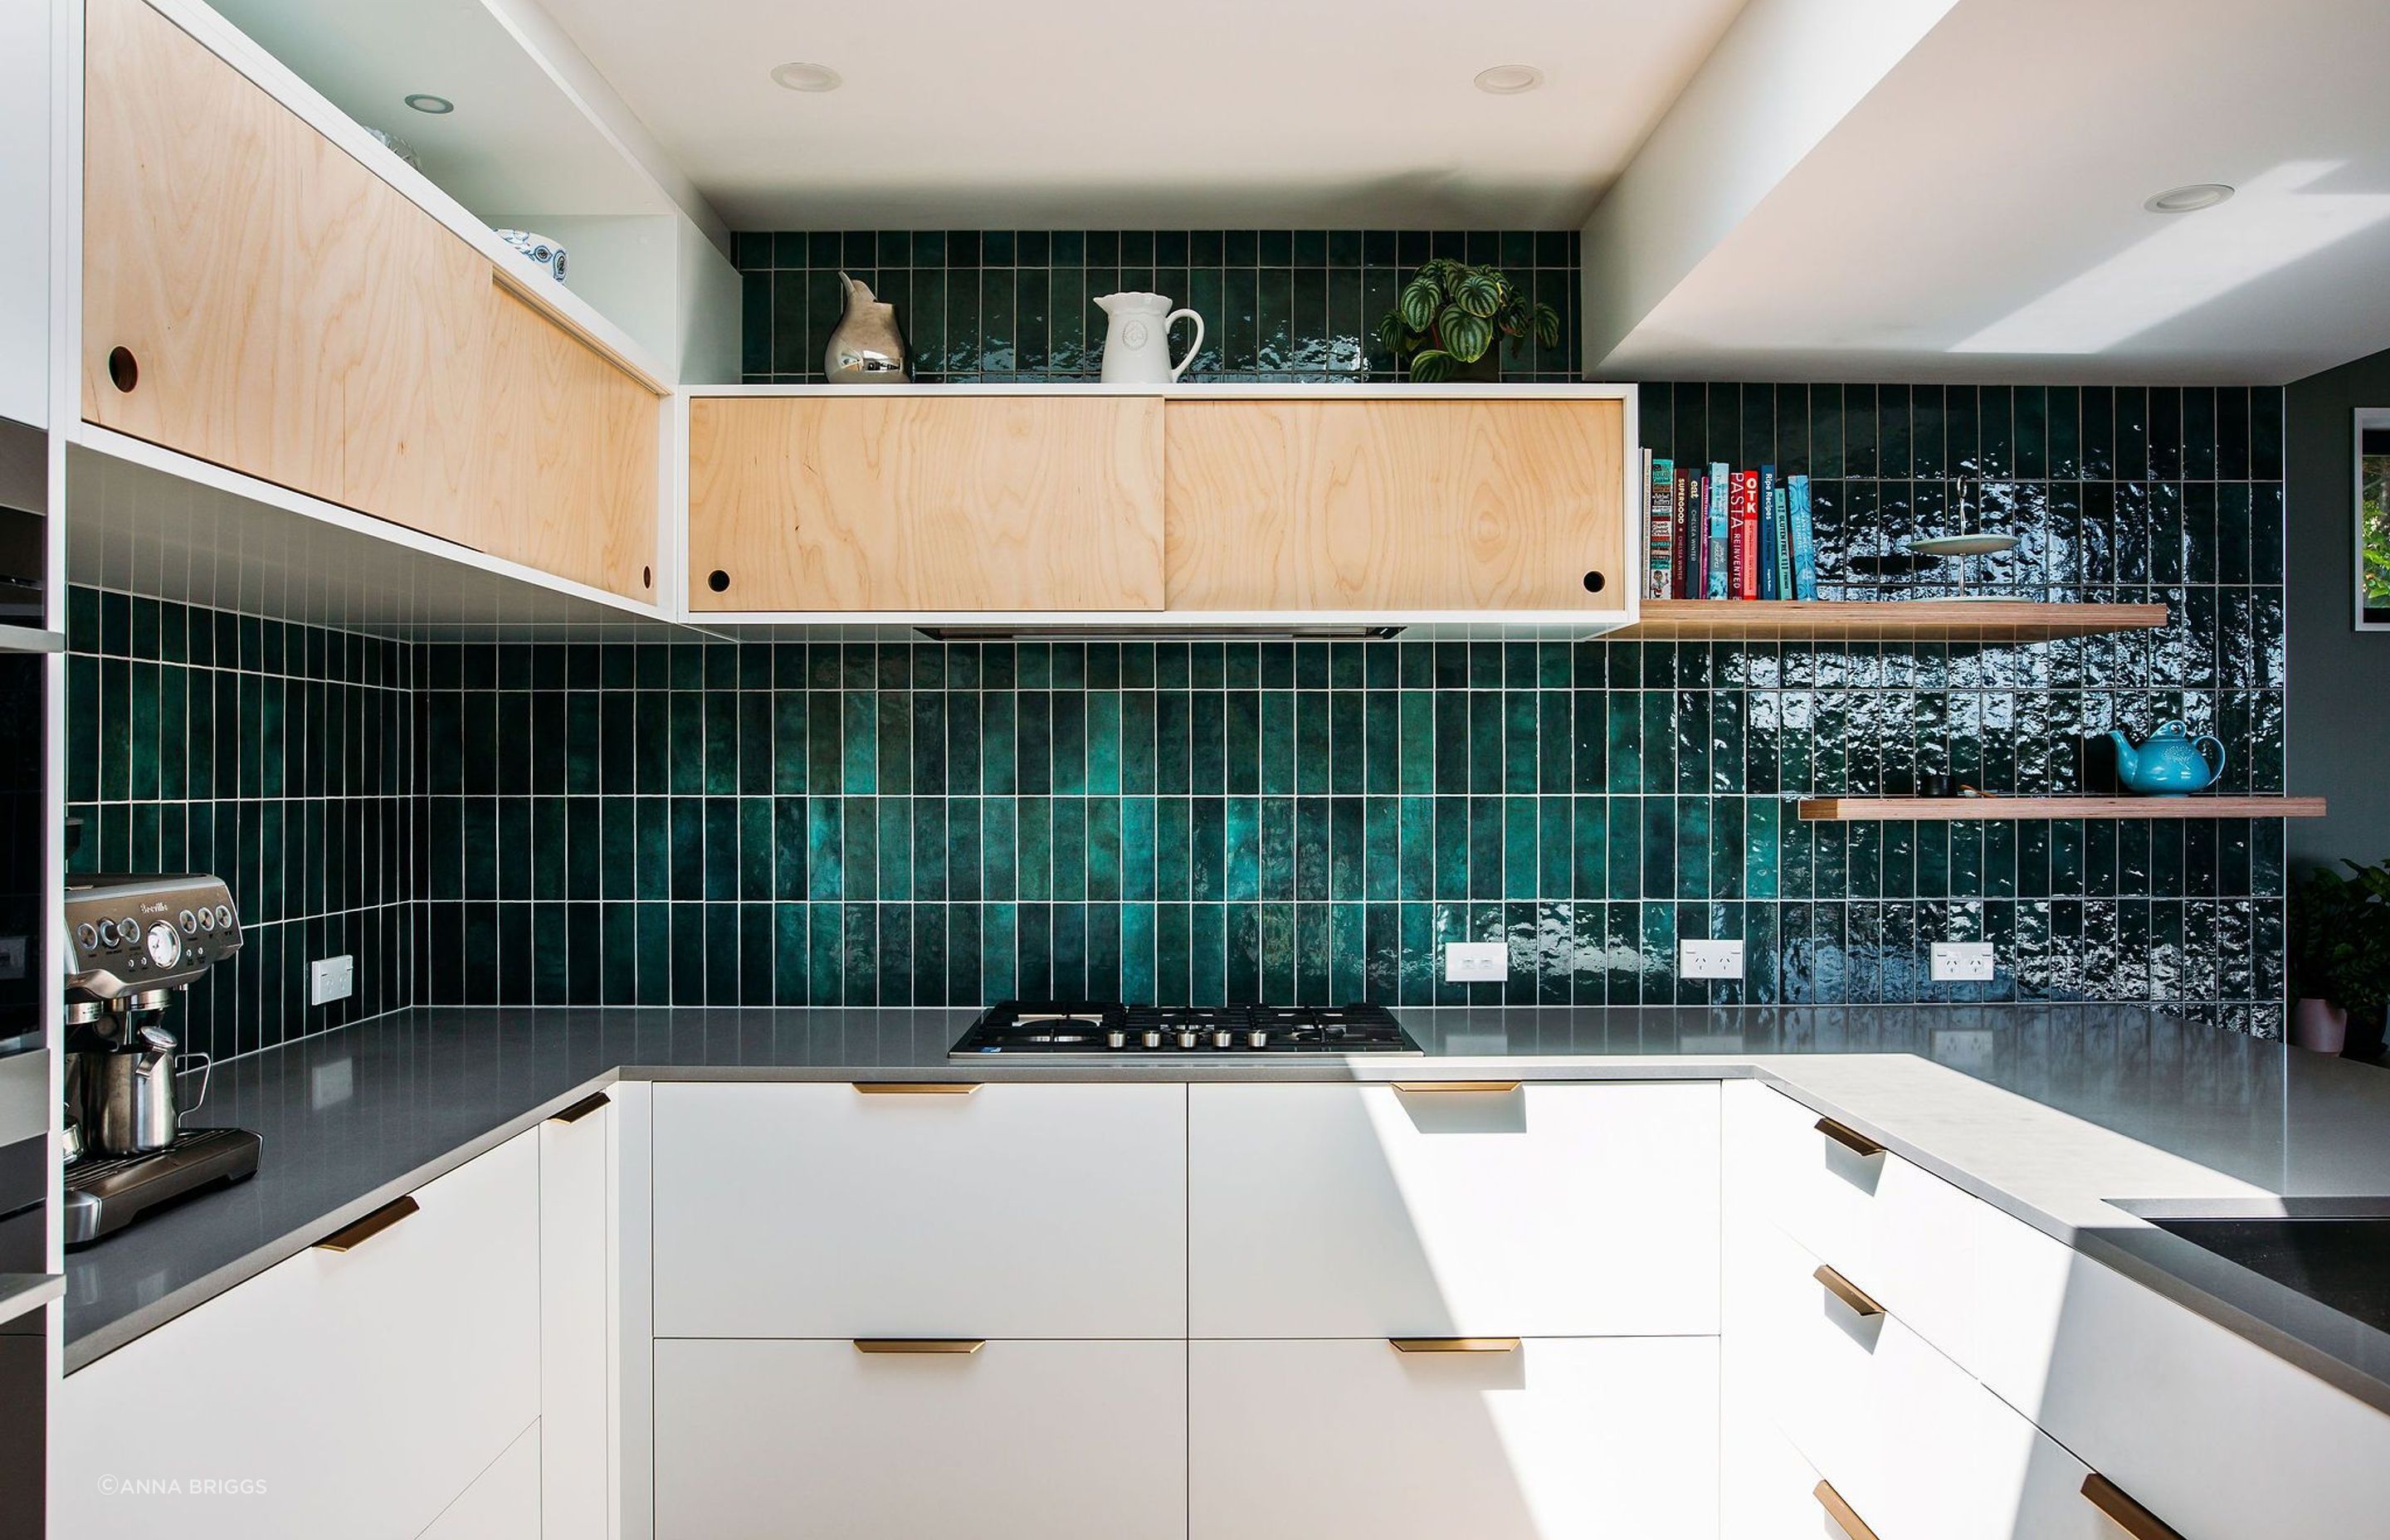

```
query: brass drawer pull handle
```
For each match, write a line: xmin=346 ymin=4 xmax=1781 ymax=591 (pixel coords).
xmin=548 ymin=1091 xmax=610 ymax=1123
xmin=1815 ymin=1116 xmax=1885 ymax=1157
xmin=854 ymin=1082 xmax=981 ymax=1095
xmin=854 ymin=1339 xmax=986 ymax=1354
xmin=1813 ymin=1264 xmax=1885 ymax=1318
xmin=2080 ymin=1473 xmax=2183 ymax=1540
xmin=1388 ymin=1337 xmax=1521 ymax=1352
xmin=315 ymin=1195 xmax=419 ymax=1253
xmin=1812 ymin=1479 xmax=1881 ymax=1540
xmin=1389 ymin=1081 xmax=1523 ymax=1094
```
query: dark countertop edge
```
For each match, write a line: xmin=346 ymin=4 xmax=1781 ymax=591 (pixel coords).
xmin=63 ymin=1054 xmax=2390 ymax=1421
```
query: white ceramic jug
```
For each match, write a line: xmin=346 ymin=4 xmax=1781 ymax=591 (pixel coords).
xmin=1094 ymin=292 xmax=1203 ymax=383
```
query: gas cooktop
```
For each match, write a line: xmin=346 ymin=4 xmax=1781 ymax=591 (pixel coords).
xmin=949 ymin=1001 xmax=1423 ymax=1056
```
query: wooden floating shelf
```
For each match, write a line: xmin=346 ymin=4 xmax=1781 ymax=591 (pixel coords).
xmin=1798 ymin=797 xmax=2329 ymax=822
xmin=1615 ymin=600 xmax=2168 ymax=641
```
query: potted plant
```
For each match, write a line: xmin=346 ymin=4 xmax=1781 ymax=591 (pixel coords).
xmin=1374 ymin=258 xmax=1560 ymax=383
xmin=2288 ymin=859 xmax=2390 ymax=1054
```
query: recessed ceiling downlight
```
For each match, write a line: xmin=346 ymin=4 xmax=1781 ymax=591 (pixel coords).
xmin=770 ymin=61 xmax=843 ymax=93
xmin=1473 ymin=64 xmax=1544 ymax=95
xmin=403 ymin=92 xmax=453 ymax=115
xmin=2144 ymin=183 xmax=2234 ymax=214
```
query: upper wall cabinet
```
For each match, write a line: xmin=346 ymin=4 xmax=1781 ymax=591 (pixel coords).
xmin=1164 ymin=397 xmax=1627 ymax=612
xmin=80 ymin=0 xmax=661 ymax=602
xmin=686 ymin=394 xmax=1167 ymax=612
xmin=682 ymin=387 xmax=1634 ymax=622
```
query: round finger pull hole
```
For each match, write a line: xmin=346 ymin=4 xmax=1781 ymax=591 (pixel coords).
xmin=107 ymin=347 xmax=139 ymax=393
xmin=707 ymin=569 xmax=730 ymax=593
xmin=641 ymin=565 xmax=653 ymax=590
xmin=1582 ymin=570 xmax=1606 ymax=593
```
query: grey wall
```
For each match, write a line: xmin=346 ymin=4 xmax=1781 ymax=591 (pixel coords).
xmin=2286 ymin=349 xmax=2390 ymax=873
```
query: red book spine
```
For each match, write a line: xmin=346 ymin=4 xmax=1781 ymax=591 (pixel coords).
xmin=1672 ymin=475 xmax=1692 ymax=597
xmin=1735 ymin=470 xmax=1761 ymax=598
xmin=1727 ymin=471 xmax=1749 ymax=598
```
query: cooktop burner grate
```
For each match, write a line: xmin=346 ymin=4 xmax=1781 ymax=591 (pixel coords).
xmin=951 ymin=1001 xmax=1422 ymax=1055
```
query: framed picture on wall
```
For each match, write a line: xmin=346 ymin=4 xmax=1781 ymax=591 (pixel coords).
xmin=2361 ymin=409 xmax=2390 ymax=629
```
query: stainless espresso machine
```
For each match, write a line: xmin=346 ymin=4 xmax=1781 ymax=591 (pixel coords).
xmin=61 ymin=874 xmax=261 ymax=1245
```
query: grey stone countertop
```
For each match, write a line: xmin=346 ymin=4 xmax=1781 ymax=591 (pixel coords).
xmin=61 ymin=1004 xmax=2390 ymax=1415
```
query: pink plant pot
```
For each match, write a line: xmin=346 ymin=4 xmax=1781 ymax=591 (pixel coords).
xmin=2290 ymin=997 xmax=2349 ymax=1055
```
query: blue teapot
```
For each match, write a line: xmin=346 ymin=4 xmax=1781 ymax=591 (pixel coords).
xmin=2107 ymin=719 xmax=2225 ymax=796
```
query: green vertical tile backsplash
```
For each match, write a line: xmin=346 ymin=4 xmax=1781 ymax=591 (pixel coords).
xmin=62 ymin=317 xmax=2290 ymax=1048
xmin=65 ymin=588 xmax=417 ymax=1065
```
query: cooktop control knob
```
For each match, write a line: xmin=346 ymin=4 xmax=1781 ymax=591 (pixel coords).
xmin=1140 ymin=1028 xmax=1163 ymax=1049
xmin=1105 ymin=1028 xmax=1127 ymax=1050
xmin=1246 ymin=1029 xmax=1271 ymax=1050
xmin=1174 ymin=1028 xmax=1201 ymax=1050
xmin=1210 ymin=1028 xmax=1236 ymax=1050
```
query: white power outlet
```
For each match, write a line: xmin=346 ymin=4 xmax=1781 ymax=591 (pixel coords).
xmin=1930 ymin=942 xmax=1997 ymax=982
xmin=1444 ymin=941 xmax=1509 ymax=982
xmin=1678 ymin=939 xmax=1745 ymax=980
xmin=309 ymin=954 xmax=355 ymax=1006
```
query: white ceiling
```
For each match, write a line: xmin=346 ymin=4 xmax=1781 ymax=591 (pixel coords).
xmin=1600 ymin=0 xmax=2390 ymax=384
xmin=531 ymin=0 xmax=1748 ymax=229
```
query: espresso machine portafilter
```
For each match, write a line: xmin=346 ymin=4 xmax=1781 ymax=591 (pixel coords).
xmin=61 ymin=874 xmax=243 ymax=1157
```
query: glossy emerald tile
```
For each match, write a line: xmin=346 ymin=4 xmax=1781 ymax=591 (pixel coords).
xmin=806 ymin=797 xmax=842 ymax=900
xmin=1260 ymin=798 xmax=1297 ymax=900
xmin=1210 ymin=693 xmax=1246 ymax=793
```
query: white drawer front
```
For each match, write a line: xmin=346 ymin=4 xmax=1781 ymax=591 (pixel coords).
xmin=652 ymin=1082 xmax=1185 ymax=1338
xmin=1189 ymin=1082 xmax=1719 ymax=1337
xmin=64 ymin=1130 xmax=542 ymax=1540
xmin=1727 ymin=1081 xmax=1983 ymax=1362
xmin=1735 ymin=1084 xmax=2390 ymax=1540
xmin=1743 ymin=1220 xmax=2109 ymax=1540
xmin=655 ymin=1338 xmax=1184 ymax=1540
xmin=1958 ymin=1190 xmax=2390 ymax=1540
xmin=1191 ymin=1337 xmax=1718 ymax=1540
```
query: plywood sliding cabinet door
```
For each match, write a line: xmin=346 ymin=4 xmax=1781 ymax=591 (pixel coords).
xmin=1163 ymin=398 xmax=1626 ymax=611
xmin=336 ymin=220 xmax=492 ymax=549
xmin=82 ymin=0 xmax=363 ymax=506
xmin=465 ymin=281 xmax=661 ymax=600
xmin=84 ymin=0 xmax=495 ymax=543
xmin=686 ymin=395 xmax=1167 ymax=612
